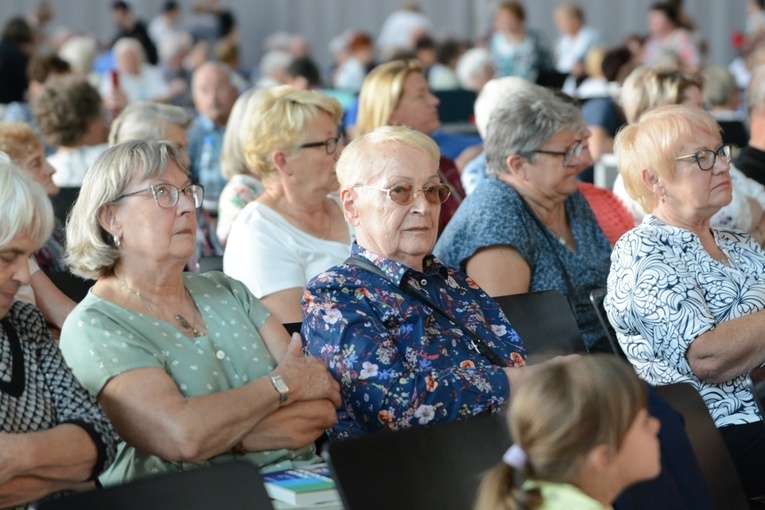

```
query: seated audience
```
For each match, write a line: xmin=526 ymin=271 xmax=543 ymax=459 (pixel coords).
xmin=217 ymin=88 xmax=266 ymax=246
xmin=355 ymin=59 xmax=467 ymax=233
xmin=186 ymin=62 xmax=239 ymax=212
xmin=109 ymin=0 xmax=158 ymax=66
xmin=60 ymin=140 xmax=340 ymax=485
xmin=606 ymin=104 xmax=765 ymax=497
xmin=455 ymin=47 xmax=494 ymax=93
xmin=283 ymin=56 xmax=323 ymax=90
xmin=475 ymin=356 xmax=660 ymax=510
xmin=489 ymin=1 xmax=552 ymax=82
xmin=734 ymin=64 xmax=765 ymax=185
xmin=303 ymin=125 xmax=531 ymax=441
xmin=0 ymin=159 xmax=116 ymax=507
xmin=333 ymin=33 xmax=374 ymax=93
xmin=642 ymin=2 xmax=700 ymax=72
xmin=614 ymin=66 xmax=765 ymax=241
xmin=553 ymin=3 xmax=602 ymax=78
xmin=3 ymin=54 xmax=70 ymax=133
xmin=224 ymin=87 xmax=352 ymax=323
xmin=0 ymin=123 xmax=75 ymax=330
xmin=435 ymin=89 xmax=613 ymax=352
xmin=34 ymin=77 xmax=109 ymax=187
xmin=0 ymin=17 xmax=34 ymax=105
xmin=104 ymin=37 xmax=171 ymax=104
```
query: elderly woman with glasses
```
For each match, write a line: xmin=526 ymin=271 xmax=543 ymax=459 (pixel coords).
xmin=606 ymin=104 xmax=765 ymax=498
xmin=302 ymin=126 xmax=531 ymax=441
xmin=59 ymin=140 xmax=340 ymax=486
xmin=434 ymin=88 xmax=613 ymax=353
xmin=223 ymin=87 xmax=353 ymax=324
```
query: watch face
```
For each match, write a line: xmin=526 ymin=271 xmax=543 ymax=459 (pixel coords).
xmin=273 ymin=376 xmax=288 ymax=392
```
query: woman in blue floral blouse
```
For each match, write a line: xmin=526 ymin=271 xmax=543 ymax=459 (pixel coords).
xmin=302 ymin=126 xmax=532 ymax=441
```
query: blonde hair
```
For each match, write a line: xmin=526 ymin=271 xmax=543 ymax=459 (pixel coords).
xmin=0 ymin=158 xmax=54 ymax=251
xmin=0 ymin=122 xmax=41 ymax=161
xmin=241 ymin=87 xmax=342 ymax=182
xmin=621 ymin=66 xmax=703 ymax=123
xmin=336 ymin=125 xmax=440 ymax=188
xmin=474 ymin=355 xmax=647 ymax=510
xmin=65 ymin=140 xmax=189 ymax=280
xmin=220 ymin=87 xmax=270 ymax=180
xmin=614 ymin=104 xmax=721 ymax=213
xmin=356 ymin=59 xmax=424 ymax=136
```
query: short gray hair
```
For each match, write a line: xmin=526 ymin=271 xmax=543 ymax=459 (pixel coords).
xmin=0 ymin=156 xmax=54 ymax=250
xmin=66 ymin=140 xmax=189 ymax=280
xmin=485 ymin=91 xmax=585 ymax=176
xmin=108 ymin=101 xmax=191 ymax=146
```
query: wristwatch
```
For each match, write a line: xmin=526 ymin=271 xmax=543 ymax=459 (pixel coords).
xmin=270 ymin=375 xmax=289 ymax=405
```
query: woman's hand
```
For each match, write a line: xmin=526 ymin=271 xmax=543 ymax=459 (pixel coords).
xmin=242 ymin=399 xmax=337 ymax=451
xmin=272 ymin=334 xmax=341 ymax=408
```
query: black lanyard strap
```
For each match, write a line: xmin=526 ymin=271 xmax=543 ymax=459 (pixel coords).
xmin=345 ymin=256 xmax=506 ymax=367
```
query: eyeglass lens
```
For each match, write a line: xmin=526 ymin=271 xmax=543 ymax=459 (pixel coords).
xmin=388 ymin=184 xmax=451 ymax=205
xmin=696 ymin=146 xmax=731 ymax=170
xmin=153 ymin=184 xmax=204 ymax=209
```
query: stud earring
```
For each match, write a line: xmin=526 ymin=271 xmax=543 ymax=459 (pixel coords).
xmin=114 ymin=234 xmax=121 ymax=247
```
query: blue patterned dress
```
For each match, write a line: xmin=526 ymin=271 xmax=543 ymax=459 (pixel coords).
xmin=301 ymin=244 xmax=527 ymax=441
xmin=605 ymin=215 xmax=764 ymax=428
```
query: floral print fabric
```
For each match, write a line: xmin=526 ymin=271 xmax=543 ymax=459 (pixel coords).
xmin=605 ymin=215 xmax=764 ymax=427
xmin=302 ymin=244 xmax=527 ymax=441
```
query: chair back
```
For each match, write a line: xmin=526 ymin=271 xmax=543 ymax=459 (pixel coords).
xmin=328 ymin=413 xmax=510 ymax=510
xmin=34 ymin=462 xmax=274 ymax=510
xmin=654 ymin=382 xmax=750 ymax=510
xmin=588 ymin=288 xmax=624 ymax=358
xmin=493 ymin=290 xmax=586 ymax=363
xmin=47 ymin=272 xmax=94 ymax=303
xmin=746 ymin=367 xmax=765 ymax=418
xmin=433 ymin=88 xmax=477 ymax=124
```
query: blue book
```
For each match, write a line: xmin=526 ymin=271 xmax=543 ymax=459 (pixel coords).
xmin=262 ymin=464 xmax=339 ymax=506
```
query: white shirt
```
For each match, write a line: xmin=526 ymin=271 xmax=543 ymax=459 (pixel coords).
xmin=100 ymin=65 xmax=170 ymax=104
xmin=49 ymin=144 xmax=109 ymax=187
xmin=223 ymin=199 xmax=353 ymax=299
xmin=555 ymin=26 xmax=602 ymax=74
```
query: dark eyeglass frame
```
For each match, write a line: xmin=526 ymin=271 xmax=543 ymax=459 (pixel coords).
xmin=532 ymin=139 xmax=586 ymax=167
xmin=115 ymin=183 xmax=205 ymax=209
xmin=675 ymin=144 xmax=732 ymax=171
xmin=298 ymin=136 xmax=342 ymax=155
xmin=353 ymin=183 xmax=452 ymax=206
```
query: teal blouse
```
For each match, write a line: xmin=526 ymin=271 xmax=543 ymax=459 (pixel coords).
xmin=60 ymin=271 xmax=315 ymax=486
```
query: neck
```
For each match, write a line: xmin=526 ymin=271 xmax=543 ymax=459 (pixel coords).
xmin=262 ymin=184 xmax=328 ymax=216
xmin=651 ymin=205 xmax=711 ymax=239
xmin=572 ymin=465 xmax=621 ymax=507
xmin=113 ymin=260 xmax=187 ymax=303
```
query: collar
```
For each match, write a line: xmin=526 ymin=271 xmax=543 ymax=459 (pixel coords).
xmin=350 ymin=243 xmax=448 ymax=286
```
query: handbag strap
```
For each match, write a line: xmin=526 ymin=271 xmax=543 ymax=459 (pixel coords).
xmin=345 ymin=256 xmax=506 ymax=366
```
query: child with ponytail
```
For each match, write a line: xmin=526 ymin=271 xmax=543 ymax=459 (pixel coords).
xmin=475 ymin=355 xmax=661 ymax=510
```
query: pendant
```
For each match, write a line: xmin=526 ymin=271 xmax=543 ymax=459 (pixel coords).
xmin=175 ymin=314 xmax=202 ymax=337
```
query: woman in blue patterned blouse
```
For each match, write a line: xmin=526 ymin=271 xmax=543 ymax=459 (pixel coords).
xmin=302 ymin=125 xmax=535 ymax=441
xmin=606 ymin=104 xmax=765 ymax=498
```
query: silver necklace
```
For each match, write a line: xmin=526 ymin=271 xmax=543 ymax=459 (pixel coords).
xmin=115 ymin=274 xmax=206 ymax=338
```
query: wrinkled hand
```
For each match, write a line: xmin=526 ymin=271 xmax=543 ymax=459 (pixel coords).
xmin=242 ymin=399 xmax=337 ymax=451
xmin=272 ymin=333 xmax=341 ymax=408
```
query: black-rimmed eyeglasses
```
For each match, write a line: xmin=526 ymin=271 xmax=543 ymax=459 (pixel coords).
xmin=353 ymin=183 xmax=452 ymax=206
xmin=675 ymin=145 xmax=732 ymax=171
xmin=115 ymin=183 xmax=204 ymax=209
xmin=532 ymin=139 xmax=586 ymax=167
xmin=298 ymin=136 xmax=342 ymax=155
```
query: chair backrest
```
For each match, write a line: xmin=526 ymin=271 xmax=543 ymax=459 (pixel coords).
xmin=493 ymin=290 xmax=587 ymax=363
xmin=746 ymin=367 xmax=765 ymax=418
xmin=434 ymin=88 xmax=477 ymax=124
xmin=34 ymin=462 xmax=274 ymax=510
xmin=588 ymin=288 xmax=624 ymax=358
xmin=654 ymin=382 xmax=750 ymax=510
xmin=328 ymin=413 xmax=511 ymax=510
xmin=593 ymin=153 xmax=619 ymax=190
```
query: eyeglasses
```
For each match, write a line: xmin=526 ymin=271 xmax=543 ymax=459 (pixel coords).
xmin=298 ymin=136 xmax=342 ymax=155
xmin=532 ymin=139 xmax=586 ymax=167
xmin=675 ymin=145 xmax=732 ymax=171
xmin=353 ymin=183 xmax=452 ymax=206
xmin=115 ymin=183 xmax=204 ymax=209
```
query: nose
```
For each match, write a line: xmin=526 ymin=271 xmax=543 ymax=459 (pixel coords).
xmin=429 ymin=92 xmax=440 ymax=106
xmin=177 ymin=189 xmax=197 ymax=214
xmin=12 ymin=257 xmax=32 ymax=286
xmin=650 ymin=415 xmax=661 ymax=435
xmin=712 ymin=154 xmax=730 ymax=174
xmin=44 ymin=160 xmax=56 ymax=177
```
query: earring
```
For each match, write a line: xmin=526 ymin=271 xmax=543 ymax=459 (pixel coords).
xmin=113 ymin=234 xmax=121 ymax=247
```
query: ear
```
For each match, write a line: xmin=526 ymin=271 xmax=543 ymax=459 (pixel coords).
xmin=505 ymin=154 xmax=527 ymax=179
xmin=97 ymin=204 xmax=119 ymax=238
xmin=340 ymin=188 xmax=360 ymax=226
xmin=640 ymin=168 xmax=663 ymax=197
xmin=586 ymin=443 xmax=613 ymax=474
xmin=271 ymin=150 xmax=292 ymax=177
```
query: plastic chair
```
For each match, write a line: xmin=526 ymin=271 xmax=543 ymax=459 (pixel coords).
xmin=588 ymin=287 xmax=625 ymax=358
xmin=655 ymin=382 xmax=751 ymax=510
xmin=328 ymin=412 xmax=510 ymax=510
xmin=493 ymin=290 xmax=587 ymax=363
xmin=33 ymin=461 xmax=274 ymax=510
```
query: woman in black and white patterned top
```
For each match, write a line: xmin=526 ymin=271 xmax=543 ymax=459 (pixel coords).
xmin=0 ymin=159 xmax=116 ymax=508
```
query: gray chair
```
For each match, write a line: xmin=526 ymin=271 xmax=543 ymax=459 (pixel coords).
xmin=328 ymin=412 xmax=510 ymax=510
xmin=493 ymin=290 xmax=587 ymax=363
xmin=588 ymin=287 xmax=625 ymax=358
xmin=655 ymin=382 xmax=751 ymax=510
xmin=34 ymin=461 xmax=274 ymax=510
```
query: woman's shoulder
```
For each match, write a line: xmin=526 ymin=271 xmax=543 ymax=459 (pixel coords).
xmin=4 ymin=301 xmax=47 ymax=339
